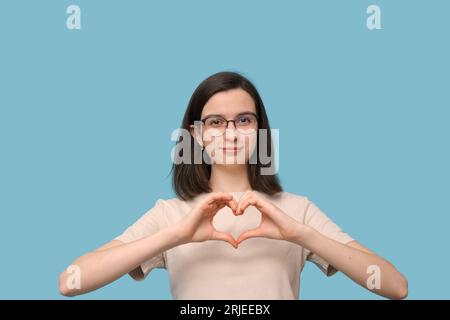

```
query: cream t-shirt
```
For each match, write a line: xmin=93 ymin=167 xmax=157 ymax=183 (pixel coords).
xmin=114 ymin=190 xmax=354 ymax=299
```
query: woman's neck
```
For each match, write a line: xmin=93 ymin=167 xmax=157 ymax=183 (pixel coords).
xmin=209 ymin=164 xmax=252 ymax=193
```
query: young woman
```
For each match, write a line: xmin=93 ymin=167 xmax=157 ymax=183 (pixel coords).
xmin=59 ymin=71 xmax=408 ymax=299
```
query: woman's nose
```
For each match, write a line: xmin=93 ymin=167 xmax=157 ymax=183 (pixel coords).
xmin=224 ymin=125 xmax=238 ymax=140
xmin=225 ymin=120 xmax=237 ymax=130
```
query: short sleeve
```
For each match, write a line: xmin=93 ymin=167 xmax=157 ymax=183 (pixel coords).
xmin=114 ymin=199 xmax=167 ymax=280
xmin=302 ymin=197 xmax=354 ymax=276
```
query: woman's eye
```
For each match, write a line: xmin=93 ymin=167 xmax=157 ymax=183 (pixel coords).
xmin=208 ymin=119 xmax=224 ymax=126
xmin=237 ymin=116 xmax=251 ymax=125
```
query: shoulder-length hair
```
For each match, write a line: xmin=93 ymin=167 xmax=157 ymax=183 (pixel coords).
xmin=171 ymin=71 xmax=282 ymax=200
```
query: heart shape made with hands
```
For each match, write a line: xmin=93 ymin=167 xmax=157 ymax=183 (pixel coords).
xmin=212 ymin=194 xmax=262 ymax=242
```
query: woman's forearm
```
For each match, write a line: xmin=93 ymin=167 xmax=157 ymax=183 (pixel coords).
xmin=292 ymin=224 xmax=408 ymax=300
xmin=59 ymin=225 xmax=186 ymax=296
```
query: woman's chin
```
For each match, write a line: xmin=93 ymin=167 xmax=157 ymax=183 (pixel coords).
xmin=210 ymin=155 xmax=248 ymax=165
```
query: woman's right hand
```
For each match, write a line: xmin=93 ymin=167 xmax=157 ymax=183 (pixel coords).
xmin=175 ymin=192 xmax=239 ymax=248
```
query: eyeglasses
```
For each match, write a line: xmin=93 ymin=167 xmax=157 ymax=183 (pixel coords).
xmin=199 ymin=112 xmax=258 ymax=136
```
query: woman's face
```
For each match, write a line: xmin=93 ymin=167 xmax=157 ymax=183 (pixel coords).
xmin=194 ymin=88 xmax=258 ymax=165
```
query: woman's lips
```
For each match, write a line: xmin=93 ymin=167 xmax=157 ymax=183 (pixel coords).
xmin=222 ymin=147 xmax=243 ymax=151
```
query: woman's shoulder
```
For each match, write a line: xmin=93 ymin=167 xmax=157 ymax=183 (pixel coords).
xmin=153 ymin=194 xmax=201 ymax=213
xmin=155 ymin=195 xmax=191 ymax=207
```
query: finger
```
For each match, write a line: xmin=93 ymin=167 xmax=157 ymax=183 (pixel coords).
xmin=202 ymin=193 xmax=232 ymax=210
xmin=237 ymin=196 xmax=260 ymax=215
xmin=241 ymin=194 xmax=269 ymax=216
xmin=212 ymin=231 xmax=239 ymax=249
xmin=215 ymin=194 xmax=239 ymax=214
xmin=236 ymin=228 xmax=263 ymax=244
xmin=236 ymin=190 xmax=252 ymax=214
xmin=227 ymin=199 xmax=238 ymax=215
xmin=208 ymin=192 xmax=233 ymax=205
xmin=216 ymin=197 xmax=236 ymax=211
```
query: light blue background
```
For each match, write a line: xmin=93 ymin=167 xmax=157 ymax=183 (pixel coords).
xmin=0 ymin=0 xmax=448 ymax=299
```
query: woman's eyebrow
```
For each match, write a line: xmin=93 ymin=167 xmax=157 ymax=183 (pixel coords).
xmin=202 ymin=111 xmax=256 ymax=119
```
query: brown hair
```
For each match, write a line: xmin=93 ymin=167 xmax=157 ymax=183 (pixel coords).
xmin=171 ymin=71 xmax=282 ymax=200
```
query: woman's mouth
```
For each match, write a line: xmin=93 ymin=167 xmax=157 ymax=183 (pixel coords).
xmin=222 ymin=147 xmax=243 ymax=152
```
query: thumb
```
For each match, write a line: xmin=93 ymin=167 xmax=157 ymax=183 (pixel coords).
xmin=236 ymin=228 xmax=263 ymax=244
xmin=212 ymin=230 xmax=239 ymax=249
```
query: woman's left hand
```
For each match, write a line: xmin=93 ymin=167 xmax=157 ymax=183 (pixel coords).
xmin=234 ymin=190 xmax=303 ymax=245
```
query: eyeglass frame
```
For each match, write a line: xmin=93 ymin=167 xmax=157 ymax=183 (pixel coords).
xmin=198 ymin=112 xmax=259 ymax=136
